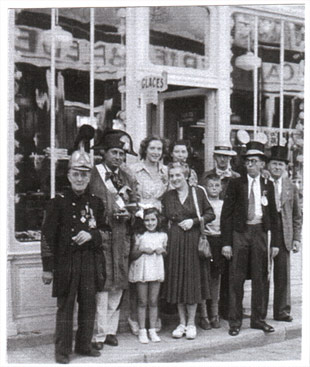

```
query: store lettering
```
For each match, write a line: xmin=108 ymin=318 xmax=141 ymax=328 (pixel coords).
xmin=264 ymin=63 xmax=299 ymax=82
xmin=141 ymin=76 xmax=164 ymax=89
xmin=66 ymin=40 xmax=79 ymax=62
xmin=15 ymin=27 xmax=37 ymax=53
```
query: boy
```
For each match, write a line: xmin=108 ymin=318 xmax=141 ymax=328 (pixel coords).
xmin=198 ymin=174 xmax=224 ymax=329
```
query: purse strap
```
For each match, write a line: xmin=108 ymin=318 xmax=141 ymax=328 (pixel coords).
xmin=192 ymin=187 xmax=205 ymax=235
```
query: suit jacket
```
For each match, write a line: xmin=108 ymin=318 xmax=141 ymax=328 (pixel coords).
xmin=89 ymin=164 xmax=138 ymax=291
xmin=278 ymin=176 xmax=302 ymax=250
xmin=41 ymin=189 xmax=107 ymax=297
xmin=220 ymin=175 xmax=279 ymax=248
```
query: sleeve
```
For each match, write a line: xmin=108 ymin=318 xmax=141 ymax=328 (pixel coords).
xmin=267 ymin=181 xmax=279 ymax=248
xmin=41 ymin=197 xmax=60 ymax=272
xmin=292 ymin=184 xmax=302 ymax=242
xmin=220 ymin=179 xmax=236 ymax=248
xmin=90 ymin=198 xmax=109 ymax=249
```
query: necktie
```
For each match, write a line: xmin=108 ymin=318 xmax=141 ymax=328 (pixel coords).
xmin=248 ymin=179 xmax=255 ymax=221
xmin=274 ymin=180 xmax=281 ymax=212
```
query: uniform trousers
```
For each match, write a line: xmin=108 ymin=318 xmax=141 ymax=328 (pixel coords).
xmin=93 ymin=289 xmax=123 ymax=343
xmin=229 ymin=224 xmax=268 ymax=328
xmin=263 ymin=213 xmax=291 ymax=319
xmin=55 ymin=249 xmax=96 ymax=356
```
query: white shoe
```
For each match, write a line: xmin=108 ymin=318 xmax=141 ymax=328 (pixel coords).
xmin=172 ymin=324 xmax=186 ymax=338
xmin=148 ymin=328 xmax=161 ymax=342
xmin=186 ymin=325 xmax=197 ymax=340
xmin=128 ymin=317 xmax=139 ymax=336
xmin=138 ymin=328 xmax=149 ymax=344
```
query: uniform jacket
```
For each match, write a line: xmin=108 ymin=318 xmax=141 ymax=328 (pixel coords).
xmin=89 ymin=164 xmax=138 ymax=291
xmin=220 ymin=175 xmax=279 ymax=248
xmin=41 ymin=188 xmax=107 ymax=297
xmin=278 ymin=176 xmax=302 ymax=250
xmin=200 ymin=167 xmax=240 ymax=199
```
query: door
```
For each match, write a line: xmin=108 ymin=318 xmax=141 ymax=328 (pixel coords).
xmin=157 ymin=88 xmax=216 ymax=176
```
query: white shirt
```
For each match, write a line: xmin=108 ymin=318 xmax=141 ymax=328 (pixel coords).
xmin=247 ymin=174 xmax=263 ymax=219
xmin=270 ymin=176 xmax=282 ymax=196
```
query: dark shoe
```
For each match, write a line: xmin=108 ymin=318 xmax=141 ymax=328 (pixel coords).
xmin=250 ymin=321 xmax=275 ymax=333
xmin=91 ymin=342 xmax=104 ymax=350
xmin=104 ymin=334 xmax=118 ymax=346
xmin=228 ymin=326 xmax=240 ymax=336
xmin=55 ymin=353 xmax=70 ymax=364
xmin=75 ymin=348 xmax=101 ymax=357
xmin=210 ymin=315 xmax=221 ymax=329
xmin=274 ymin=315 xmax=293 ymax=322
xmin=198 ymin=317 xmax=212 ymax=330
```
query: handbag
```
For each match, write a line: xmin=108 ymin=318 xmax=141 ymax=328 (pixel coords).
xmin=192 ymin=186 xmax=212 ymax=259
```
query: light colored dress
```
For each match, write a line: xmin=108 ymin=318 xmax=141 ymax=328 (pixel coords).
xmin=129 ymin=162 xmax=168 ymax=211
xmin=128 ymin=231 xmax=168 ymax=283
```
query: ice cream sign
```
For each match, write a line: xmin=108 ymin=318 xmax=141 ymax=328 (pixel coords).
xmin=140 ymin=72 xmax=168 ymax=104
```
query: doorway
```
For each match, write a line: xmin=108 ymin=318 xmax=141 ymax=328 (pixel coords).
xmin=157 ymin=88 xmax=216 ymax=177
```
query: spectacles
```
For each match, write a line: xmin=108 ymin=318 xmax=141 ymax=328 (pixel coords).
xmin=245 ymin=158 xmax=261 ymax=166
xmin=70 ymin=171 xmax=90 ymax=178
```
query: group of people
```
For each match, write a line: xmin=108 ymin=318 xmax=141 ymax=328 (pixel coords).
xmin=41 ymin=127 xmax=302 ymax=364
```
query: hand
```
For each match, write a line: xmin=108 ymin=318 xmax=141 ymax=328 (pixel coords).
xmin=261 ymin=169 xmax=270 ymax=180
xmin=222 ymin=246 xmax=233 ymax=260
xmin=141 ymin=247 xmax=155 ymax=255
xmin=72 ymin=230 xmax=92 ymax=245
xmin=155 ymin=247 xmax=165 ymax=255
xmin=178 ymin=219 xmax=194 ymax=231
xmin=271 ymin=247 xmax=279 ymax=258
xmin=292 ymin=240 xmax=301 ymax=253
xmin=42 ymin=271 xmax=53 ymax=285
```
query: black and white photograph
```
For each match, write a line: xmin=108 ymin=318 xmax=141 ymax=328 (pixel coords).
xmin=2 ymin=1 xmax=309 ymax=366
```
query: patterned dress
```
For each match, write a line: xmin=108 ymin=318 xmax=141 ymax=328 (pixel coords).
xmin=162 ymin=186 xmax=215 ymax=304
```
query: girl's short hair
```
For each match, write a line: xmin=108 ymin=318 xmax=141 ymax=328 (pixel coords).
xmin=134 ymin=207 xmax=163 ymax=234
xmin=139 ymin=136 xmax=167 ymax=161
xmin=167 ymin=161 xmax=190 ymax=178
xmin=169 ymin=139 xmax=193 ymax=157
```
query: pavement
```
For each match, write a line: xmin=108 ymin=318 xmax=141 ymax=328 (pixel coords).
xmin=7 ymin=251 xmax=304 ymax=364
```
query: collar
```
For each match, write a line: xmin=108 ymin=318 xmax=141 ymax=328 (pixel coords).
xmin=215 ymin=164 xmax=233 ymax=178
xmin=102 ymin=163 xmax=119 ymax=175
xmin=269 ymin=176 xmax=282 ymax=184
xmin=247 ymin=174 xmax=261 ymax=183
xmin=135 ymin=161 xmax=166 ymax=175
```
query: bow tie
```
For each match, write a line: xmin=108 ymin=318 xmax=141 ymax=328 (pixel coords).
xmin=105 ymin=171 xmax=123 ymax=191
xmin=105 ymin=171 xmax=116 ymax=181
xmin=216 ymin=168 xmax=232 ymax=178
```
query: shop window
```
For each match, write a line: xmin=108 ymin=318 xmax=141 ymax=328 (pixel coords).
xmin=149 ymin=6 xmax=210 ymax=69
xmin=14 ymin=8 xmax=125 ymax=242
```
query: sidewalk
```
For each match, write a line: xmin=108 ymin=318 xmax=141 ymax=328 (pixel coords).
xmin=7 ymin=252 xmax=303 ymax=364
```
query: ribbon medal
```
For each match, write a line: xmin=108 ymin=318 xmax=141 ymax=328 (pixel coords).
xmin=261 ymin=190 xmax=268 ymax=206
xmin=80 ymin=209 xmax=87 ymax=223
xmin=88 ymin=208 xmax=97 ymax=229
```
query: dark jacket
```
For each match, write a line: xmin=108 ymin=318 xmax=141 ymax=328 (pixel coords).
xmin=41 ymin=188 xmax=108 ymax=297
xmin=220 ymin=175 xmax=279 ymax=248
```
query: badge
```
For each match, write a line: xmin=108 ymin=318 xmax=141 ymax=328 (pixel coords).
xmin=88 ymin=217 xmax=97 ymax=229
xmin=80 ymin=216 xmax=86 ymax=223
xmin=261 ymin=190 xmax=268 ymax=206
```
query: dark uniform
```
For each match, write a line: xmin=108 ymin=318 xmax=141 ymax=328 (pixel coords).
xmin=41 ymin=188 xmax=107 ymax=356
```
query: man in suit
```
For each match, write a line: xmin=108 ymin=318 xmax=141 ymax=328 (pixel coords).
xmin=199 ymin=143 xmax=240 ymax=326
xmin=90 ymin=129 xmax=138 ymax=350
xmin=41 ymin=134 xmax=107 ymax=364
xmin=221 ymin=141 xmax=279 ymax=336
xmin=265 ymin=145 xmax=302 ymax=322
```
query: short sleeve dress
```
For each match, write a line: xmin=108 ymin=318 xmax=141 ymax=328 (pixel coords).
xmin=161 ymin=186 xmax=215 ymax=304
xmin=128 ymin=231 xmax=168 ymax=283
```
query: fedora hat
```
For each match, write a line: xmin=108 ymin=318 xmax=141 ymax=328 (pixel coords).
xmin=213 ymin=143 xmax=237 ymax=156
xmin=92 ymin=129 xmax=137 ymax=156
xmin=269 ymin=145 xmax=289 ymax=163
xmin=243 ymin=141 xmax=266 ymax=157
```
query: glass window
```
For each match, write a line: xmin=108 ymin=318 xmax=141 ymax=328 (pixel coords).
xmin=14 ymin=8 xmax=125 ymax=242
xmin=149 ymin=6 xmax=210 ymax=69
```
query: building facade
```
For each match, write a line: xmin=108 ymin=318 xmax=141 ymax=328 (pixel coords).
xmin=8 ymin=5 xmax=304 ymax=336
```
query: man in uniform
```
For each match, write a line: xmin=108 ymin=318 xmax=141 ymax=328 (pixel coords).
xmin=90 ymin=129 xmax=138 ymax=350
xmin=265 ymin=145 xmax=302 ymax=322
xmin=221 ymin=141 xmax=279 ymax=336
xmin=199 ymin=143 xmax=240 ymax=325
xmin=41 ymin=131 xmax=107 ymax=364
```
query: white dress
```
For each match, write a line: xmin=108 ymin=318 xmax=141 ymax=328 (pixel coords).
xmin=128 ymin=231 xmax=167 ymax=283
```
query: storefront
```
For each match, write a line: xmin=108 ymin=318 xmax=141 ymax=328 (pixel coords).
xmin=7 ymin=5 xmax=304 ymax=336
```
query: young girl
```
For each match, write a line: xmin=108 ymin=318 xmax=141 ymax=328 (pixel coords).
xmin=128 ymin=208 xmax=167 ymax=344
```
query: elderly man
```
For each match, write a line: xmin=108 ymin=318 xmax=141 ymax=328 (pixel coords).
xmin=264 ymin=145 xmax=302 ymax=322
xmin=41 ymin=134 xmax=107 ymax=364
xmin=221 ymin=141 xmax=279 ymax=336
xmin=199 ymin=143 xmax=240 ymax=325
xmin=90 ymin=129 xmax=138 ymax=350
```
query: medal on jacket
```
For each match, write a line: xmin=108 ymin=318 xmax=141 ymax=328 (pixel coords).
xmin=80 ymin=209 xmax=87 ymax=223
xmin=261 ymin=190 xmax=268 ymax=206
xmin=88 ymin=208 xmax=97 ymax=229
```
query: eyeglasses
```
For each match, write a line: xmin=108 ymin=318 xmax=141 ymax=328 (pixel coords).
xmin=245 ymin=158 xmax=261 ymax=166
xmin=70 ymin=171 xmax=90 ymax=178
